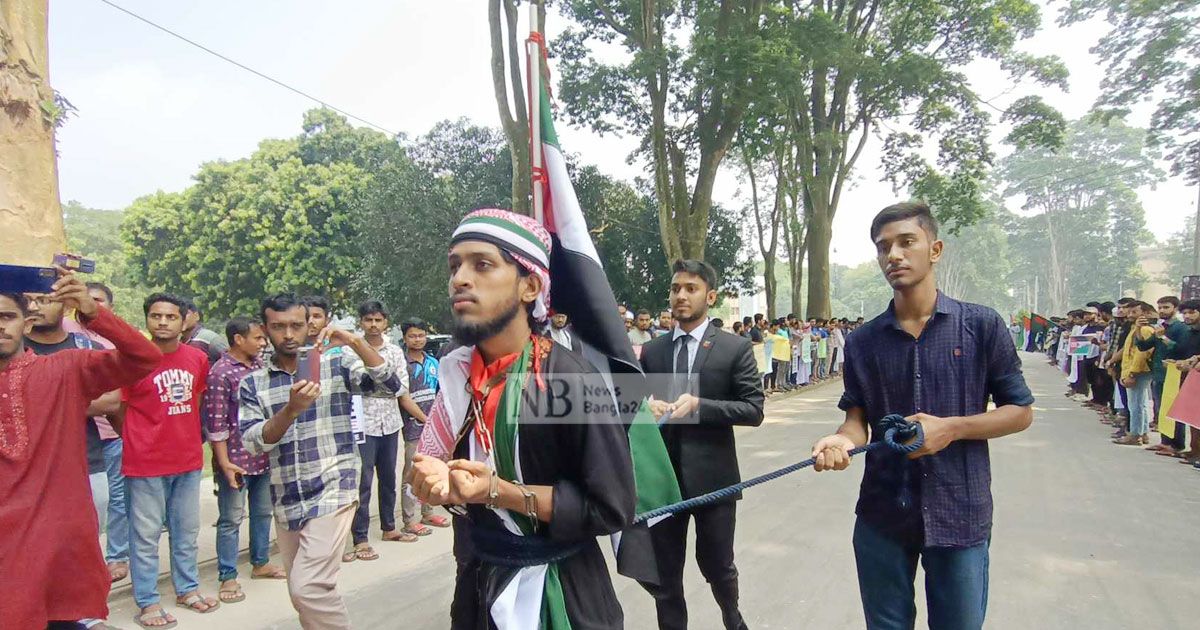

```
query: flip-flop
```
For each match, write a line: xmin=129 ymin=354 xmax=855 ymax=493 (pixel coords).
xmin=250 ymin=565 xmax=288 ymax=580
xmin=383 ymin=530 xmax=419 ymax=543
xmin=108 ymin=561 xmax=129 ymax=582
xmin=422 ymin=514 xmax=451 ymax=528
xmin=403 ymin=523 xmax=433 ymax=537
xmin=134 ymin=606 xmax=177 ymax=629
xmin=354 ymin=543 xmax=380 ymax=560
xmin=176 ymin=593 xmax=221 ymax=614
xmin=218 ymin=581 xmax=246 ymax=604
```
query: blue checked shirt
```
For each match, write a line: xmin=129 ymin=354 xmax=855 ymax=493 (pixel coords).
xmin=240 ymin=347 xmax=404 ymax=530
xmin=838 ymin=292 xmax=1034 ymax=548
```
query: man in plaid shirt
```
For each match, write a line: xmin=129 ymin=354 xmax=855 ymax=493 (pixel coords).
xmin=240 ymin=293 xmax=404 ymax=630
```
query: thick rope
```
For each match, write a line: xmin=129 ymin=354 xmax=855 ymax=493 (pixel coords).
xmin=633 ymin=414 xmax=925 ymax=524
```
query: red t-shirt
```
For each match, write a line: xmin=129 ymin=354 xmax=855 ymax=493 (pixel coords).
xmin=121 ymin=343 xmax=208 ymax=477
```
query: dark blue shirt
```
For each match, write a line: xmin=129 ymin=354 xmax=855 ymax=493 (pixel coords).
xmin=838 ymin=292 xmax=1034 ymax=548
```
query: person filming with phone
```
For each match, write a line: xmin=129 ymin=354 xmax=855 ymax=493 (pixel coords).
xmin=0 ymin=269 xmax=161 ymax=630
xmin=238 ymin=293 xmax=405 ymax=629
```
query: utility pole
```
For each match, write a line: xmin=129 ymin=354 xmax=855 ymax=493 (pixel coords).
xmin=1034 ymin=275 xmax=1039 ymax=314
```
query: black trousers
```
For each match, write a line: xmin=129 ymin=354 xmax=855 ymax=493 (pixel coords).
xmin=1088 ymin=359 xmax=1113 ymax=404
xmin=640 ymin=500 xmax=747 ymax=630
xmin=353 ymin=430 xmax=400 ymax=544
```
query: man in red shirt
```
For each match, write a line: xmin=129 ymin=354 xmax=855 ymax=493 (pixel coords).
xmin=116 ymin=293 xmax=217 ymax=628
xmin=0 ymin=271 xmax=160 ymax=629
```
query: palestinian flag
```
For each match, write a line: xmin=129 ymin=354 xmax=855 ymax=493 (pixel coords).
xmin=531 ymin=58 xmax=681 ymax=584
xmin=1024 ymin=313 xmax=1052 ymax=352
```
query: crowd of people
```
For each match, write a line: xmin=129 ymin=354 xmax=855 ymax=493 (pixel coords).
xmin=4 ymin=276 xmax=454 ymax=629
xmin=1037 ymin=296 xmax=1200 ymax=459
xmin=3 ymin=201 xmax=1049 ymax=630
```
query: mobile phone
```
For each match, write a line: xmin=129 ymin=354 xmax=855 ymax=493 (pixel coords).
xmin=53 ymin=253 xmax=96 ymax=273
xmin=0 ymin=264 xmax=56 ymax=294
xmin=296 ymin=345 xmax=322 ymax=382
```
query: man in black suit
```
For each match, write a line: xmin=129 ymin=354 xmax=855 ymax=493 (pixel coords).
xmin=638 ymin=259 xmax=765 ymax=630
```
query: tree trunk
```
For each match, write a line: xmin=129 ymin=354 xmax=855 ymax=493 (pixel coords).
xmin=1045 ymin=209 xmax=1067 ymax=314
xmin=0 ymin=0 xmax=65 ymax=265
xmin=488 ymin=0 xmax=531 ymax=215
xmin=1193 ymin=182 xmax=1199 ymax=276
xmin=805 ymin=207 xmax=832 ymax=318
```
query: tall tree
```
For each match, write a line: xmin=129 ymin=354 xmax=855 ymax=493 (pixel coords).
xmin=1061 ymin=0 xmax=1200 ymax=275
xmin=0 ymin=0 xmax=67 ymax=264
xmin=488 ymin=0 xmax=544 ymax=215
xmin=1000 ymin=118 xmax=1160 ymax=313
xmin=555 ymin=0 xmax=771 ymax=262
xmin=740 ymin=145 xmax=787 ymax=320
xmin=764 ymin=0 xmax=1068 ymax=318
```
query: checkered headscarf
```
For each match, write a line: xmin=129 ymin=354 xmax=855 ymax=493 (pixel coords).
xmin=450 ymin=208 xmax=553 ymax=323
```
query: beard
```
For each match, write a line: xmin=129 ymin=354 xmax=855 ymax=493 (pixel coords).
xmin=452 ymin=294 xmax=523 ymax=347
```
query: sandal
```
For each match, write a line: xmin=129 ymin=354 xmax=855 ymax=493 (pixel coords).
xmin=422 ymin=514 xmax=451 ymax=528
xmin=382 ymin=529 xmax=419 ymax=543
xmin=250 ymin=564 xmax=288 ymax=579
xmin=218 ymin=580 xmax=246 ymax=604
xmin=342 ymin=550 xmax=357 ymax=563
xmin=108 ymin=561 xmax=129 ymax=582
xmin=176 ymin=592 xmax=221 ymax=614
xmin=353 ymin=543 xmax=380 ymax=560
xmin=402 ymin=523 xmax=433 ymax=537
xmin=135 ymin=605 xmax=177 ymax=629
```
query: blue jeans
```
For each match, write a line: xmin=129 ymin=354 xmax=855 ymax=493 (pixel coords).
xmin=1127 ymin=373 xmax=1153 ymax=436
xmin=127 ymin=470 xmax=202 ymax=609
xmin=853 ymin=519 xmax=989 ymax=630
xmin=216 ymin=470 xmax=274 ymax=581
xmin=102 ymin=438 xmax=129 ymax=564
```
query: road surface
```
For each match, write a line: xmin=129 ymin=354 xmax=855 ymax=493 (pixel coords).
xmin=104 ymin=353 xmax=1200 ymax=629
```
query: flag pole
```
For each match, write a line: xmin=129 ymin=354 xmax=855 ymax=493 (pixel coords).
xmin=527 ymin=2 xmax=545 ymax=222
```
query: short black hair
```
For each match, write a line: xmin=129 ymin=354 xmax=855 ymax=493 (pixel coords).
xmin=1117 ymin=297 xmax=1135 ymax=305
xmin=753 ymin=313 xmax=764 ymax=322
xmin=358 ymin=299 xmax=388 ymax=319
xmin=712 ymin=318 xmax=724 ymax=329
xmin=671 ymin=259 xmax=719 ymax=291
xmin=182 ymin=297 xmax=200 ymax=318
xmin=0 ymin=292 xmax=28 ymax=314
xmin=401 ymin=319 xmax=429 ymax=335
xmin=636 ymin=309 xmax=651 ymax=317
xmin=85 ymin=281 xmax=114 ymax=305
xmin=870 ymin=201 xmax=939 ymax=242
xmin=1098 ymin=303 xmax=1114 ymax=315
xmin=225 ymin=316 xmax=259 ymax=346
xmin=1179 ymin=299 xmax=1200 ymax=312
xmin=1101 ymin=301 xmax=1116 ymax=310
xmin=262 ymin=293 xmax=307 ymax=324
xmin=742 ymin=316 xmax=752 ymax=326
xmin=300 ymin=295 xmax=331 ymax=314
xmin=143 ymin=292 xmax=187 ymax=317
xmin=1086 ymin=301 xmax=1101 ymax=308
xmin=1158 ymin=296 xmax=1180 ymax=307
xmin=786 ymin=313 xmax=795 ymax=320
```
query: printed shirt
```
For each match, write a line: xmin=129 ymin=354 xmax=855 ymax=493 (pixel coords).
xmin=403 ymin=351 xmax=439 ymax=442
xmin=203 ymin=352 xmax=269 ymax=475
xmin=239 ymin=348 xmax=403 ymax=530
xmin=359 ymin=342 xmax=410 ymax=437
xmin=838 ymin=292 xmax=1034 ymax=548
xmin=120 ymin=344 xmax=209 ymax=477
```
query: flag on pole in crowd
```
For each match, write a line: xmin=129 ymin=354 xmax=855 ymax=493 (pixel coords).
xmin=528 ymin=35 xmax=681 ymax=530
xmin=487 ymin=16 xmax=680 ymax=628
xmin=1023 ymin=313 xmax=1053 ymax=352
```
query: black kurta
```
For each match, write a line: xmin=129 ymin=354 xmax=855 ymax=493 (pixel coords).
xmin=449 ymin=344 xmax=637 ymax=630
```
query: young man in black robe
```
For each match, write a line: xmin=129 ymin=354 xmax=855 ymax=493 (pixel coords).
xmin=410 ymin=208 xmax=637 ymax=629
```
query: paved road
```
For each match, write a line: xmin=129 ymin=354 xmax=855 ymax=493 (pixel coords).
xmin=105 ymin=354 xmax=1200 ymax=629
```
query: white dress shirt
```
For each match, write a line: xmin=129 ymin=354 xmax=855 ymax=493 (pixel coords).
xmin=671 ymin=318 xmax=711 ymax=376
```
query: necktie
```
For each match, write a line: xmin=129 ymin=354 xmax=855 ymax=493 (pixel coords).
xmin=672 ymin=334 xmax=690 ymax=400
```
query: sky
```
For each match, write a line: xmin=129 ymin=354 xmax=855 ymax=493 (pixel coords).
xmin=49 ymin=0 xmax=1195 ymax=267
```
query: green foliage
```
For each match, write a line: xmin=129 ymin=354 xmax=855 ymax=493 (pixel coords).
xmin=1159 ymin=215 xmax=1198 ymax=284
xmin=123 ymin=137 xmax=371 ymax=320
xmin=1060 ymin=0 xmax=1200 ymax=183
xmin=62 ymin=201 xmax=150 ymax=324
xmin=999 ymin=117 xmax=1160 ymax=312
xmin=118 ymin=109 xmax=752 ymax=329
